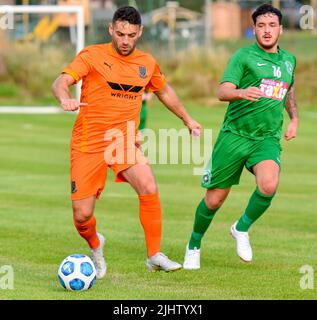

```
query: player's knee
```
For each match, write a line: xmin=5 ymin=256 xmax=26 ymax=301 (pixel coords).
xmin=72 ymin=204 xmax=94 ymax=224
xmin=139 ymin=181 xmax=158 ymax=195
xmin=258 ymin=180 xmax=278 ymax=196
xmin=205 ymin=195 xmax=224 ymax=210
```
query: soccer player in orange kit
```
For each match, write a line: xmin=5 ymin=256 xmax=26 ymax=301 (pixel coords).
xmin=52 ymin=6 xmax=201 ymax=278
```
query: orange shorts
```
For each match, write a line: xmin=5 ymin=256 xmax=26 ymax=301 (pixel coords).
xmin=70 ymin=144 xmax=148 ymax=201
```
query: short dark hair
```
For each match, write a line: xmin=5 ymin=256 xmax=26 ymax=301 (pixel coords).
xmin=112 ymin=6 xmax=142 ymax=25
xmin=252 ymin=3 xmax=283 ymax=25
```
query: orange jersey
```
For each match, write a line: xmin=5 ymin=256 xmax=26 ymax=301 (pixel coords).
xmin=63 ymin=43 xmax=166 ymax=153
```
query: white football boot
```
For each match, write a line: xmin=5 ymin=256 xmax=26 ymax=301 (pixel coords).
xmin=146 ymin=252 xmax=182 ymax=272
xmin=230 ymin=222 xmax=253 ymax=262
xmin=90 ymin=232 xmax=107 ymax=279
xmin=183 ymin=244 xmax=200 ymax=270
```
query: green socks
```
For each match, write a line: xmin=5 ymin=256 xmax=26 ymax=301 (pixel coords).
xmin=188 ymin=198 xmax=219 ymax=249
xmin=188 ymin=187 xmax=275 ymax=249
xmin=236 ymin=187 xmax=275 ymax=232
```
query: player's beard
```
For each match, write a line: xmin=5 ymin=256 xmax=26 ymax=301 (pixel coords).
xmin=113 ymin=40 xmax=137 ymax=56
xmin=255 ymin=33 xmax=279 ymax=51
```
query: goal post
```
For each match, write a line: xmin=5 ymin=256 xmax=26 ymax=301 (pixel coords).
xmin=0 ymin=5 xmax=85 ymax=110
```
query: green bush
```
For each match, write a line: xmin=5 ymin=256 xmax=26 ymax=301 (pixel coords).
xmin=0 ymin=32 xmax=73 ymax=104
xmin=294 ymin=59 xmax=317 ymax=107
xmin=158 ymin=47 xmax=230 ymax=102
xmin=3 ymin=42 xmax=69 ymax=98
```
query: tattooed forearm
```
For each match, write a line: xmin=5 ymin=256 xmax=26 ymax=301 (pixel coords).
xmin=285 ymin=86 xmax=299 ymax=120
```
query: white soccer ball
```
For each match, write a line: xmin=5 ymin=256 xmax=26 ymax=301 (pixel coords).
xmin=58 ymin=254 xmax=96 ymax=291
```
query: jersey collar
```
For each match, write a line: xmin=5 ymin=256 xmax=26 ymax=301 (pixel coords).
xmin=106 ymin=43 xmax=138 ymax=60
xmin=253 ymin=42 xmax=282 ymax=62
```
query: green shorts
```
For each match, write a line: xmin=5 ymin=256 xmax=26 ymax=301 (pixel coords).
xmin=202 ymin=130 xmax=282 ymax=189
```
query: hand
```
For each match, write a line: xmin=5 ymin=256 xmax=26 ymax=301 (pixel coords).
xmin=60 ymin=98 xmax=88 ymax=111
xmin=239 ymin=87 xmax=263 ymax=101
xmin=284 ymin=119 xmax=298 ymax=141
xmin=184 ymin=118 xmax=202 ymax=138
xmin=143 ymin=92 xmax=153 ymax=102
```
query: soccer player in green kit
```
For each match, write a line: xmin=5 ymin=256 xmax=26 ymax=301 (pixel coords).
xmin=184 ymin=4 xmax=299 ymax=268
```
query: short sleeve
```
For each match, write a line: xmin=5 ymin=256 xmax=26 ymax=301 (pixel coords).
xmin=145 ymin=63 xmax=166 ymax=92
xmin=221 ymin=49 xmax=246 ymax=87
xmin=289 ymin=56 xmax=297 ymax=89
xmin=62 ymin=48 xmax=92 ymax=83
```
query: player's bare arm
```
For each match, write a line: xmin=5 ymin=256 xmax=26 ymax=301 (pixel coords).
xmin=155 ymin=84 xmax=202 ymax=136
xmin=52 ymin=74 xmax=87 ymax=111
xmin=218 ymin=82 xmax=263 ymax=102
xmin=284 ymin=85 xmax=299 ymax=141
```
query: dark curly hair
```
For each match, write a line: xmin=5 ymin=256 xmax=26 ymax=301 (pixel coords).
xmin=252 ymin=3 xmax=283 ymax=25
xmin=112 ymin=6 xmax=142 ymax=25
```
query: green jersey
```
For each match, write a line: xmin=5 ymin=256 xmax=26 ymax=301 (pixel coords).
xmin=221 ymin=43 xmax=296 ymax=140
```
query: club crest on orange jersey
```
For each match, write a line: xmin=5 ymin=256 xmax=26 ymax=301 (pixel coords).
xmin=71 ymin=181 xmax=77 ymax=193
xmin=139 ymin=66 xmax=147 ymax=78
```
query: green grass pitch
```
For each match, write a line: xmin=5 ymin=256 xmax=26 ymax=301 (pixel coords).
xmin=0 ymin=102 xmax=316 ymax=300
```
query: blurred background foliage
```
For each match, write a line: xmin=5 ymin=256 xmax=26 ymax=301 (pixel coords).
xmin=0 ymin=0 xmax=316 ymax=107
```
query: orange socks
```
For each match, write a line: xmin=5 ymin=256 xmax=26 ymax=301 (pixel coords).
xmin=73 ymin=215 xmax=100 ymax=250
xmin=74 ymin=194 xmax=162 ymax=256
xmin=138 ymin=192 xmax=162 ymax=257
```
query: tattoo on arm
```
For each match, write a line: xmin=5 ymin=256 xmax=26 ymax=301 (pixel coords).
xmin=285 ymin=86 xmax=299 ymax=120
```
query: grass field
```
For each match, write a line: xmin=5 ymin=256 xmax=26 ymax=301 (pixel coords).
xmin=0 ymin=101 xmax=316 ymax=300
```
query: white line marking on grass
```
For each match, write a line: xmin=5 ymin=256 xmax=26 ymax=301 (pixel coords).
xmin=106 ymin=193 xmax=135 ymax=198
xmin=0 ymin=107 xmax=75 ymax=114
